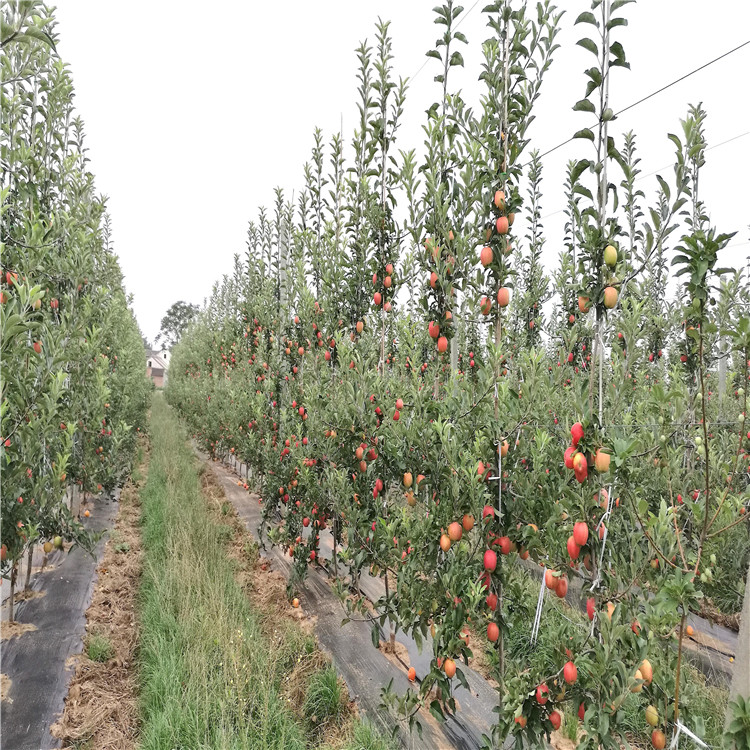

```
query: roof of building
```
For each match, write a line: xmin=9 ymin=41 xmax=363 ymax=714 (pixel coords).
xmin=147 ymin=353 xmax=169 ymax=371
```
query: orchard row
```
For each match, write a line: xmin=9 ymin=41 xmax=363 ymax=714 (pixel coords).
xmin=168 ymin=0 xmax=750 ymax=748
xmin=168 ymin=2 xmax=749 ymax=746
xmin=1 ymin=4 xmax=151 ymax=614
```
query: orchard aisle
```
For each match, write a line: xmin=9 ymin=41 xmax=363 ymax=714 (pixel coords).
xmin=135 ymin=394 xmax=394 ymax=750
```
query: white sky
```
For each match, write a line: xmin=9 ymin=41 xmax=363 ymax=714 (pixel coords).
xmin=53 ymin=1 xmax=750 ymax=345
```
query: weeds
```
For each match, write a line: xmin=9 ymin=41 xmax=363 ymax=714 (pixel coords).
xmin=303 ymin=666 xmax=347 ymax=728
xmin=86 ymin=633 xmax=114 ymax=663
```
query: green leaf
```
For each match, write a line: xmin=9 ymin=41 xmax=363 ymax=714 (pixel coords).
xmin=573 ymin=128 xmax=595 ymax=142
xmin=429 ymin=699 xmax=446 ymax=722
xmin=656 ymin=175 xmax=670 ymax=201
xmin=455 ymin=666 xmax=469 ymax=691
xmin=598 ymin=711 xmax=610 ymax=736
xmin=608 ymin=17 xmax=628 ymax=30
xmin=571 ymin=159 xmax=592 ymax=183
xmin=18 ymin=24 xmax=56 ymax=51
xmin=573 ymin=99 xmax=596 ymax=113
xmin=610 ymin=41 xmax=626 ymax=62
xmin=577 ymin=37 xmax=598 ymax=56
xmin=1 ymin=19 xmax=16 ymax=44
xmin=585 ymin=80 xmax=600 ymax=97
xmin=575 ymin=11 xmax=599 ymax=26
xmin=584 ymin=67 xmax=602 ymax=85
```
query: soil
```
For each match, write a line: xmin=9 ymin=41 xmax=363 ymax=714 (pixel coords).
xmin=13 ymin=589 xmax=46 ymax=603
xmin=1 ymin=674 xmax=12 ymax=703
xmin=699 ymin=598 xmax=741 ymax=631
xmin=466 ymin=627 xmax=500 ymax=688
xmin=50 ymin=443 xmax=148 ymax=750
xmin=377 ymin=637 xmax=411 ymax=667
xmin=0 ymin=621 xmax=37 ymax=640
xmin=551 ymin=728 xmax=580 ymax=750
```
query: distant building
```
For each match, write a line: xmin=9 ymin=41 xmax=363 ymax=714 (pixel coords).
xmin=146 ymin=347 xmax=169 ymax=388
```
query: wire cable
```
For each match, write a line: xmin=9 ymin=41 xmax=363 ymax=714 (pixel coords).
xmin=538 ymin=128 xmax=750 ymax=220
xmin=526 ymin=39 xmax=750 ymax=168
xmin=633 ymin=130 xmax=750 ymax=184
xmin=615 ymin=40 xmax=750 ymax=117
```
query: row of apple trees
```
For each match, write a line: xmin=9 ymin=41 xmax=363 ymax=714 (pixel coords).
xmin=167 ymin=1 xmax=750 ymax=748
xmin=1 ymin=2 xmax=151 ymax=618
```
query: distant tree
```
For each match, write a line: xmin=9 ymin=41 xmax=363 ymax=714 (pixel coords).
xmin=155 ymin=301 xmax=200 ymax=349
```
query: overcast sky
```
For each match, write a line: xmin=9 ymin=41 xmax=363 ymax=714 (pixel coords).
xmin=53 ymin=1 xmax=750 ymax=345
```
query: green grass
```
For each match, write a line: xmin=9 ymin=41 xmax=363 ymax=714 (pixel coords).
xmin=138 ymin=394 xmax=307 ymax=750
xmin=339 ymin=721 xmax=397 ymax=750
xmin=303 ymin=667 xmax=347 ymax=728
xmin=561 ymin=708 xmax=579 ymax=742
xmin=86 ymin=633 xmax=114 ymax=663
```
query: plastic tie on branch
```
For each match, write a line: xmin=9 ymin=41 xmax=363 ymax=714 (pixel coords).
xmin=669 ymin=720 xmax=709 ymax=749
xmin=489 ymin=440 xmax=503 ymax=521
xmin=591 ymin=483 xmax=615 ymax=591
xmin=530 ymin=566 xmax=546 ymax=646
xmin=487 ymin=471 xmax=502 ymax=521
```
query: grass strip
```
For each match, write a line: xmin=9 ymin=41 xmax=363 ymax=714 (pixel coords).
xmin=138 ymin=394 xmax=307 ymax=749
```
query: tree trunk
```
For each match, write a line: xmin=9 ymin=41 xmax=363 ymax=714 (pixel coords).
xmin=450 ymin=330 xmax=459 ymax=392
xmin=332 ymin=516 xmax=339 ymax=579
xmin=8 ymin=562 xmax=17 ymax=622
xmin=23 ymin=544 xmax=33 ymax=591
xmin=726 ymin=559 xmax=750 ymax=730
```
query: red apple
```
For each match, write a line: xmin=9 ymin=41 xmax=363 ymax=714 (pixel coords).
xmin=563 ymin=660 xmax=578 ymax=684
xmin=483 ymin=549 xmax=497 ymax=572
xmin=573 ymin=522 xmax=589 ymax=547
